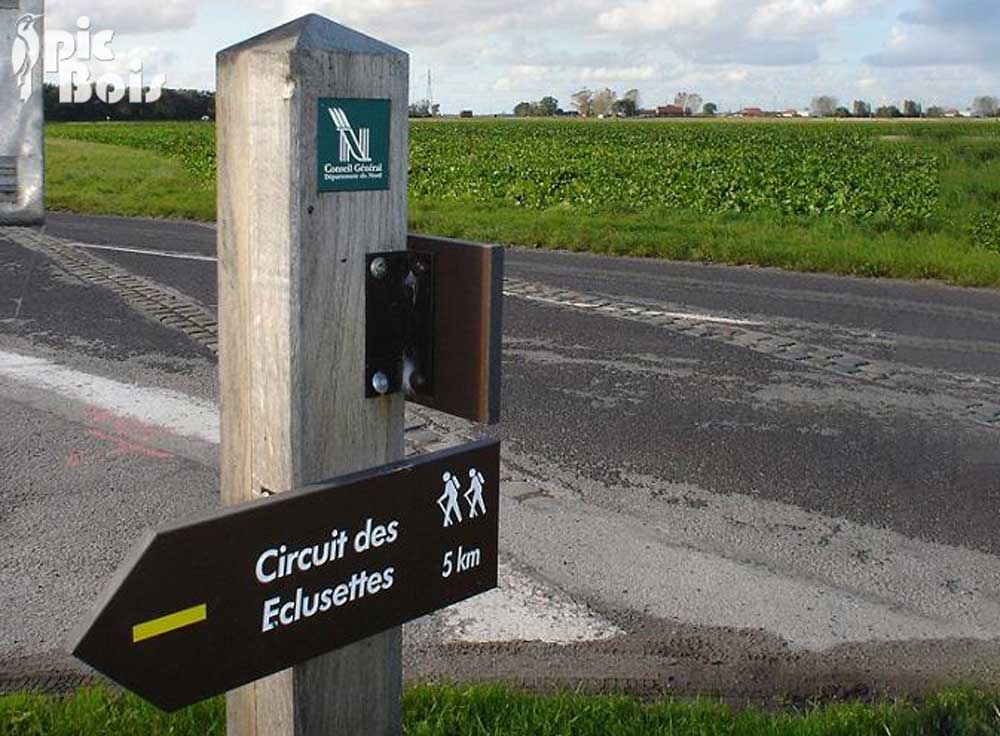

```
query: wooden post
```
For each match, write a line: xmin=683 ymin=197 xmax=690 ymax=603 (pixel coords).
xmin=216 ymin=14 xmax=408 ymax=736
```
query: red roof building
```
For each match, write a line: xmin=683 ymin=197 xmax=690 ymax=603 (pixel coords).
xmin=657 ymin=104 xmax=686 ymax=117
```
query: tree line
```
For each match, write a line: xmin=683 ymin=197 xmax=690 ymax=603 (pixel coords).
xmin=811 ymin=95 xmax=999 ymax=118
xmin=511 ymin=90 xmax=1000 ymax=119
xmin=43 ymin=84 xmax=215 ymax=122
xmin=511 ymin=90 xmax=718 ymax=118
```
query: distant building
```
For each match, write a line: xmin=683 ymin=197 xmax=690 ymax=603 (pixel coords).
xmin=740 ymin=107 xmax=764 ymax=118
xmin=657 ymin=104 xmax=686 ymax=117
xmin=780 ymin=109 xmax=799 ymax=118
xmin=460 ymin=110 xmax=473 ymax=118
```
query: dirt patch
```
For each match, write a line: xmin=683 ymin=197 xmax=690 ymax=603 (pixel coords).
xmin=9 ymin=616 xmax=1000 ymax=707
xmin=404 ymin=615 xmax=1000 ymax=707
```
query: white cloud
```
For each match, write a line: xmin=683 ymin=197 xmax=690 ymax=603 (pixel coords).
xmin=865 ymin=0 xmax=1000 ymax=67
xmin=886 ymin=26 xmax=908 ymax=49
xmin=258 ymin=0 xmax=605 ymax=47
xmin=511 ymin=64 xmax=658 ymax=81
xmin=93 ymin=45 xmax=176 ymax=78
xmin=592 ymin=0 xmax=886 ymax=65
xmin=251 ymin=0 xmax=886 ymax=67
xmin=46 ymin=0 xmax=201 ymax=34
xmin=595 ymin=0 xmax=723 ymax=34
xmin=492 ymin=62 xmax=660 ymax=95
xmin=31 ymin=0 xmax=999 ymax=113
xmin=750 ymin=0 xmax=880 ymax=39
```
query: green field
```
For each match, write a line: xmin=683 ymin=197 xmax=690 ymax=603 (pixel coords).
xmin=4 ymin=685 xmax=1000 ymax=736
xmin=45 ymin=119 xmax=1000 ymax=287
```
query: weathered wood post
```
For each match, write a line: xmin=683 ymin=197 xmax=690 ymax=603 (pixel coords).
xmin=217 ymin=14 xmax=408 ymax=735
xmin=69 ymin=12 xmax=501 ymax=717
xmin=0 ymin=0 xmax=45 ymax=225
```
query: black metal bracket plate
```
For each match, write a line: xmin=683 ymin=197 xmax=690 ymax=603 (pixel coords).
xmin=365 ymin=251 xmax=435 ymax=398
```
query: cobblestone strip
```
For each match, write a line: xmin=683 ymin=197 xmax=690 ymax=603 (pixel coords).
xmin=503 ymin=278 xmax=1000 ymax=431
xmin=0 ymin=226 xmax=460 ymax=451
xmin=1 ymin=226 xmax=219 ymax=354
xmin=5 ymin=227 xmax=996 ymax=432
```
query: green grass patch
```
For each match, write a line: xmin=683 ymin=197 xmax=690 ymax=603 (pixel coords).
xmin=3 ymin=685 xmax=1000 ymax=736
xmin=410 ymin=200 xmax=1000 ymax=288
xmin=0 ymin=687 xmax=223 ymax=736
xmin=44 ymin=119 xmax=1000 ymax=287
xmin=46 ymin=138 xmax=215 ymax=221
xmin=48 ymin=122 xmax=216 ymax=184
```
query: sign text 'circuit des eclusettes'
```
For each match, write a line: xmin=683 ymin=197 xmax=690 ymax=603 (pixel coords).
xmin=71 ymin=440 xmax=500 ymax=711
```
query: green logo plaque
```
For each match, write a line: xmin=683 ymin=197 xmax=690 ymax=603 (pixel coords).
xmin=317 ymin=98 xmax=391 ymax=193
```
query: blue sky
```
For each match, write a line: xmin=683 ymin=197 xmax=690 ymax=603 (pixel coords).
xmin=44 ymin=0 xmax=1000 ymax=114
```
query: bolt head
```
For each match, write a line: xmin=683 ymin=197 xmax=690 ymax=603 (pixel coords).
xmin=372 ymin=371 xmax=391 ymax=395
xmin=369 ymin=257 xmax=389 ymax=280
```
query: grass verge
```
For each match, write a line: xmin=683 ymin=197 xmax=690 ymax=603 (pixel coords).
xmin=45 ymin=138 xmax=215 ymax=222
xmin=3 ymin=686 xmax=1000 ymax=736
xmin=411 ymin=200 xmax=1000 ymax=288
xmin=44 ymin=131 xmax=1000 ymax=288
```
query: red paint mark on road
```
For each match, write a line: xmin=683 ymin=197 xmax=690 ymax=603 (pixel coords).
xmin=87 ymin=428 xmax=173 ymax=460
xmin=65 ymin=406 xmax=176 ymax=467
xmin=84 ymin=407 xmax=169 ymax=443
xmin=65 ymin=450 xmax=86 ymax=469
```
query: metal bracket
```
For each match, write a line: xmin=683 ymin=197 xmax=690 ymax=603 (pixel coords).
xmin=365 ymin=251 xmax=434 ymax=398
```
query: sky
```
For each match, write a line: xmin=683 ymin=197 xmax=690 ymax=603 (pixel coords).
xmin=41 ymin=0 xmax=1000 ymax=114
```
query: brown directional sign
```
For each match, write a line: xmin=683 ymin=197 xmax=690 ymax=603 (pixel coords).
xmin=69 ymin=440 xmax=500 ymax=711
xmin=407 ymin=234 xmax=503 ymax=425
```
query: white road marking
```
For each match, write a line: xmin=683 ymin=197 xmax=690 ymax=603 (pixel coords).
xmin=0 ymin=348 xmax=619 ymax=644
xmin=0 ymin=349 xmax=219 ymax=443
xmin=506 ymin=291 xmax=765 ymax=327
xmin=56 ymin=241 xmax=760 ymax=329
xmin=440 ymin=563 xmax=622 ymax=644
xmin=66 ymin=241 xmax=218 ymax=263
xmin=503 ymin=468 xmax=1000 ymax=652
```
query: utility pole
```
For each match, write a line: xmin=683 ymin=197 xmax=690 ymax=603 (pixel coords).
xmin=427 ymin=69 xmax=433 ymax=115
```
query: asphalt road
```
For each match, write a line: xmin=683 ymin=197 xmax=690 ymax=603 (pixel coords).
xmin=3 ymin=212 xmax=1000 ymax=702
xmin=43 ymin=212 xmax=1000 ymax=551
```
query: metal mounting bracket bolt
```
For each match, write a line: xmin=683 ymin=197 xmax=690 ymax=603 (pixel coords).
xmin=365 ymin=251 xmax=435 ymax=399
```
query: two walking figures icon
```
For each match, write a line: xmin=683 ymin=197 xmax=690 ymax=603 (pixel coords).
xmin=438 ymin=468 xmax=487 ymax=528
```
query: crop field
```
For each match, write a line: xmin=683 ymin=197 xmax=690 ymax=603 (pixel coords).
xmin=45 ymin=118 xmax=1000 ymax=286
xmin=411 ymin=121 xmax=946 ymax=221
xmin=49 ymin=122 xmax=217 ymax=184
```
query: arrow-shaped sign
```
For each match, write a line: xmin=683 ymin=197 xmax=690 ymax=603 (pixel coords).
xmin=69 ymin=440 xmax=500 ymax=711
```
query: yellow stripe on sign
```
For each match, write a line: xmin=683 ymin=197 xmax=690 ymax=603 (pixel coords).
xmin=132 ymin=604 xmax=208 ymax=643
